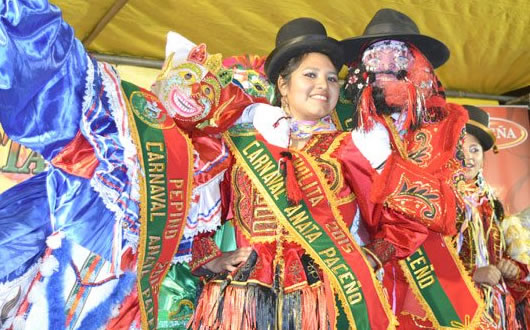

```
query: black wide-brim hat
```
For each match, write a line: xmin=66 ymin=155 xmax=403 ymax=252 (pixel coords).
xmin=341 ymin=8 xmax=449 ymax=68
xmin=464 ymin=105 xmax=496 ymax=151
xmin=265 ymin=17 xmax=344 ymax=85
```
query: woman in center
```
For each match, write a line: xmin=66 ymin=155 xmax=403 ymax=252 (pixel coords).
xmin=190 ymin=18 xmax=428 ymax=330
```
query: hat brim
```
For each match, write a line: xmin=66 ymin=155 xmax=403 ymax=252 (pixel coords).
xmin=341 ymin=33 xmax=449 ymax=68
xmin=265 ymin=36 xmax=344 ymax=85
xmin=466 ymin=123 xmax=495 ymax=151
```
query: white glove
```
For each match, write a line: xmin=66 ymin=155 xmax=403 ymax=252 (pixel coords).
xmin=351 ymin=122 xmax=392 ymax=173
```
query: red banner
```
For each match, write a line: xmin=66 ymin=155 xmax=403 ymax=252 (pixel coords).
xmin=480 ymin=106 xmax=529 ymax=214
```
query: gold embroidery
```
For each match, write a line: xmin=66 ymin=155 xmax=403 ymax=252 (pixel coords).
xmin=388 ymin=175 xmax=441 ymax=223
xmin=408 ymin=130 xmax=433 ymax=168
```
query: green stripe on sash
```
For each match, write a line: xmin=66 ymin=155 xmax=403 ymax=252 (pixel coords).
xmin=402 ymin=246 xmax=461 ymax=326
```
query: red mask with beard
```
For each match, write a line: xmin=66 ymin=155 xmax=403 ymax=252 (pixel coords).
xmin=344 ymin=41 xmax=447 ymax=132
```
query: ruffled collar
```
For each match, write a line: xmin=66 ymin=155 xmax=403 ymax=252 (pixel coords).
xmin=240 ymin=103 xmax=336 ymax=148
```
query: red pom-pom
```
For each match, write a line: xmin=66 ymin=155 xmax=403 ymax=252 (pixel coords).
xmin=280 ymin=151 xmax=303 ymax=205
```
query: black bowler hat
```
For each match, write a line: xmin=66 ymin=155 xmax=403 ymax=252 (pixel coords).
xmin=265 ymin=17 xmax=344 ymax=84
xmin=464 ymin=105 xmax=497 ymax=152
xmin=341 ymin=8 xmax=450 ymax=68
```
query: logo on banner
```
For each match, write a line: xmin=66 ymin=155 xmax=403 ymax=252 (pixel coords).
xmin=131 ymin=91 xmax=176 ymax=130
xmin=490 ymin=118 xmax=528 ymax=149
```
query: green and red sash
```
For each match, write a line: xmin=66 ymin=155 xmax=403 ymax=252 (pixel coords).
xmin=400 ymin=232 xmax=484 ymax=328
xmin=331 ymin=90 xmax=356 ymax=131
xmin=122 ymin=81 xmax=193 ymax=330
xmin=224 ymin=128 xmax=395 ymax=330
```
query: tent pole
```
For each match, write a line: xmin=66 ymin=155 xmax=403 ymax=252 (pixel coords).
xmin=90 ymin=53 xmax=164 ymax=68
xmin=83 ymin=0 xmax=130 ymax=47
xmin=444 ymin=90 xmax=515 ymax=103
xmin=88 ymin=52 xmax=519 ymax=103
xmin=504 ymin=93 xmax=530 ymax=106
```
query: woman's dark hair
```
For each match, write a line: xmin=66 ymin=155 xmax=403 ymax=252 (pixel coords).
xmin=272 ymin=53 xmax=307 ymax=106
xmin=493 ymin=199 xmax=505 ymax=221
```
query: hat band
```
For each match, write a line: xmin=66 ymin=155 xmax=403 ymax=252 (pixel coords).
xmin=468 ymin=119 xmax=497 ymax=144
xmin=276 ymin=34 xmax=332 ymax=50
xmin=364 ymin=22 xmax=419 ymax=36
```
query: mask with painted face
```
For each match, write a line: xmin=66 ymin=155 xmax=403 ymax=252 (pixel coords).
xmin=362 ymin=40 xmax=412 ymax=81
xmin=151 ymin=32 xmax=254 ymax=132
xmin=343 ymin=41 xmax=447 ymax=132
xmin=223 ymin=54 xmax=273 ymax=103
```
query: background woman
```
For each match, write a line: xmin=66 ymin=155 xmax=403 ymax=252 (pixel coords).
xmin=456 ymin=105 xmax=528 ymax=329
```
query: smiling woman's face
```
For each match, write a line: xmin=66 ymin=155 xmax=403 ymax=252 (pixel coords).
xmin=278 ymin=52 xmax=339 ymax=122
xmin=463 ymin=133 xmax=484 ymax=181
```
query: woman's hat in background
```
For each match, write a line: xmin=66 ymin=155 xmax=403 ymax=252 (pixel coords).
xmin=464 ymin=104 xmax=497 ymax=152
xmin=341 ymin=8 xmax=449 ymax=68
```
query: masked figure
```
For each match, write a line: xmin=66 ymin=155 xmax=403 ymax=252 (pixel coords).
xmin=340 ymin=8 xmax=484 ymax=328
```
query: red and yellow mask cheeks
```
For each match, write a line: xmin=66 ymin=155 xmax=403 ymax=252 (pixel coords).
xmin=222 ymin=55 xmax=273 ymax=103
xmin=153 ymin=59 xmax=221 ymax=128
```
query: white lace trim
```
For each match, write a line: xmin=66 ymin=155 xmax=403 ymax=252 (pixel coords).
xmin=172 ymin=254 xmax=192 ymax=264
xmin=184 ymin=171 xmax=225 ymax=238
xmin=98 ymin=62 xmax=141 ymax=204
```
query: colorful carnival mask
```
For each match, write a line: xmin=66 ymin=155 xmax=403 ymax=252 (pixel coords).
xmin=192 ymin=54 xmax=273 ymax=134
xmin=362 ymin=40 xmax=413 ymax=78
xmin=222 ymin=55 xmax=273 ymax=102
xmin=342 ymin=41 xmax=446 ymax=132
xmin=152 ymin=32 xmax=254 ymax=132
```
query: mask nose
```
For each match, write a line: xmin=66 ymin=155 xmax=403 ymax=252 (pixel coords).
xmin=191 ymin=82 xmax=201 ymax=96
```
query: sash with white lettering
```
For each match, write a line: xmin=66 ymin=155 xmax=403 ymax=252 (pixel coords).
xmin=122 ymin=81 xmax=193 ymax=330
xmin=225 ymin=128 xmax=395 ymax=330
xmin=400 ymin=232 xmax=484 ymax=328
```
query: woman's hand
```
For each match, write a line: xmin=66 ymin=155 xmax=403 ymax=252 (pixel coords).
xmin=472 ymin=265 xmax=501 ymax=286
xmin=204 ymin=247 xmax=253 ymax=274
xmin=497 ymin=259 xmax=519 ymax=280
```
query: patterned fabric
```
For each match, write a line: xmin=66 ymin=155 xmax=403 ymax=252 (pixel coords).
xmin=189 ymin=233 xmax=222 ymax=272
xmin=0 ymin=1 xmax=250 ymax=329
xmin=289 ymin=115 xmax=336 ymax=139
xmin=190 ymin=107 xmax=437 ymax=328
xmin=365 ymin=238 xmax=396 ymax=266
xmin=456 ymin=178 xmax=526 ymax=329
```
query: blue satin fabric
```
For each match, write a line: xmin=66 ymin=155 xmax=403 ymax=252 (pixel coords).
xmin=47 ymin=167 xmax=118 ymax=262
xmin=0 ymin=0 xmax=118 ymax=272
xmin=0 ymin=172 xmax=51 ymax=279
xmin=0 ymin=0 xmax=88 ymax=160
xmin=0 ymin=167 xmax=118 ymax=280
